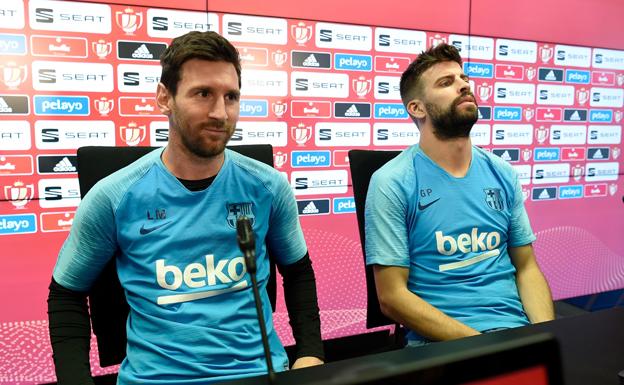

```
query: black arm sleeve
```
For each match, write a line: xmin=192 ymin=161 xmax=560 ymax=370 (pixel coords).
xmin=47 ymin=278 xmax=95 ymax=385
xmin=277 ymin=252 xmax=324 ymax=361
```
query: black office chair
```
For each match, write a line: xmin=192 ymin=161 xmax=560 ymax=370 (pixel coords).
xmin=76 ymin=144 xmax=276 ymax=367
xmin=348 ymin=149 xmax=402 ymax=344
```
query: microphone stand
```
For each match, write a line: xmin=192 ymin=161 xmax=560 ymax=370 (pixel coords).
xmin=237 ymin=216 xmax=276 ymax=385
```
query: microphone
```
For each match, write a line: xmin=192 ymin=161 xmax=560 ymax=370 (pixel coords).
xmin=236 ymin=216 xmax=275 ymax=384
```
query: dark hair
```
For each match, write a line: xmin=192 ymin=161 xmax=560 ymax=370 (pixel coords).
xmin=160 ymin=31 xmax=241 ymax=96
xmin=399 ymin=43 xmax=463 ymax=106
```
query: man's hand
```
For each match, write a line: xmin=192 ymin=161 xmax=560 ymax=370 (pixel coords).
xmin=291 ymin=356 xmax=324 ymax=369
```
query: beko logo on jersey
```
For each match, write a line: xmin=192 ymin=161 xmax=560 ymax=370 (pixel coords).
xmin=117 ymin=41 xmax=167 ymax=61
xmin=0 ymin=1 xmax=25 ymax=30
xmin=38 ymin=178 xmax=80 ymax=208
xmin=375 ymin=27 xmax=426 ymax=54
xmin=291 ymin=51 xmax=331 ymax=69
xmin=0 ymin=95 xmax=29 ymax=115
xmin=148 ymin=9 xmax=218 ymax=38
xmin=448 ymin=35 xmax=494 ymax=60
xmin=589 ymin=87 xmax=624 ymax=108
xmin=435 ymin=228 xmax=501 ymax=259
xmin=334 ymin=53 xmax=372 ymax=71
xmin=493 ymin=106 xmax=522 ymax=121
xmin=0 ymin=214 xmax=37 ymax=235
xmin=291 ymin=150 xmax=331 ymax=167
xmin=492 ymin=124 xmax=533 ymax=145
xmin=239 ymin=100 xmax=268 ymax=117
xmin=118 ymin=64 xmax=162 ymax=93
xmin=494 ymin=82 xmax=535 ymax=104
xmin=550 ymin=125 xmax=587 ymax=144
xmin=35 ymin=120 xmax=115 ymax=149
xmin=588 ymin=126 xmax=621 ymax=144
xmin=315 ymin=123 xmax=370 ymax=147
xmin=374 ymin=103 xmax=408 ymax=119
xmin=223 ymin=14 xmax=286 ymax=44
xmin=316 ymin=23 xmax=372 ymax=51
xmin=34 ymin=95 xmax=89 ymax=115
xmin=291 ymin=72 xmax=349 ymax=98
xmin=496 ymin=39 xmax=537 ymax=63
xmin=373 ymin=123 xmax=420 ymax=146
xmin=291 ymin=170 xmax=348 ymax=196
xmin=30 ymin=1 xmax=111 ymax=34
xmin=537 ymin=85 xmax=575 ymax=105
xmin=0 ymin=34 xmax=26 ymax=55
xmin=242 ymin=70 xmax=288 ymax=97
xmin=334 ymin=102 xmax=371 ymax=118
xmin=156 ymin=255 xmax=248 ymax=305
xmin=231 ymin=122 xmax=287 ymax=146
xmin=464 ymin=62 xmax=493 ymax=78
xmin=0 ymin=121 xmax=31 ymax=151
xmin=32 ymin=61 xmax=113 ymax=92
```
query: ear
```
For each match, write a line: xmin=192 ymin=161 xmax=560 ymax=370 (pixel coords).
xmin=406 ymin=98 xmax=426 ymax=120
xmin=156 ymin=83 xmax=172 ymax=116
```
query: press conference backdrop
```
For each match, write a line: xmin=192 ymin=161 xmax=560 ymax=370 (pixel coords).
xmin=0 ymin=0 xmax=623 ymax=382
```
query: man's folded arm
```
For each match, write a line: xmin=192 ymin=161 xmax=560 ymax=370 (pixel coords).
xmin=374 ymin=264 xmax=480 ymax=342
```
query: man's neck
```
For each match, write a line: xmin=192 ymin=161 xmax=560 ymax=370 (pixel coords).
xmin=161 ymin=143 xmax=225 ymax=180
xmin=419 ymin=128 xmax=473 ymax=178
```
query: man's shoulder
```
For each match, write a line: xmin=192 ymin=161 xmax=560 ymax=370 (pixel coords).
xmin=371 ymin=146 xmax=418 ymax=187
xmin=226 ymin=149 xmax=287 ymax=192
xmin=473 ymin=146 xmax=517 ymax=179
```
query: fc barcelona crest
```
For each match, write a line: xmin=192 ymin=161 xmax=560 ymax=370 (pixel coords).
xmin=226 ymin=202 xmax=255 ymax=229
xmin=484 ymin=188 xmax=504 ymax=211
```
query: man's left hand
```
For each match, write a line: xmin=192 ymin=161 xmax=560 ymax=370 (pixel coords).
xmin=291 ymin=356 xmax=324 ymax=369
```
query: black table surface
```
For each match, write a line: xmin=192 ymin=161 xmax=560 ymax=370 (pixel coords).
xmin=221 ymin=307 xmax=624 ymax=385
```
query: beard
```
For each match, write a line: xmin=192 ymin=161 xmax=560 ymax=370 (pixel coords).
xmin=170 ymin=105 xmax=235 ymax=159
xmin=425 ymin=93 xmax=478 ymax=140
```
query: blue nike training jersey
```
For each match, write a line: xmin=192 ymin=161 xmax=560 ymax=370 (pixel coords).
xmin=53 ymin=148 xmax=307 ymax=384
xmin=365 ymin=145 xmax=535 ymax=342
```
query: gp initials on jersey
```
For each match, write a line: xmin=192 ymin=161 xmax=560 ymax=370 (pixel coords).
xmin=155 ymin=255 xmax=248 ymax=305
xmin=435 ymin=228 xmax=501 ymax=255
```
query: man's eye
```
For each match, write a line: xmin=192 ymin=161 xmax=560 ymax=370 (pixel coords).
xmin=199 ymin=90 xmax=209 ymax=97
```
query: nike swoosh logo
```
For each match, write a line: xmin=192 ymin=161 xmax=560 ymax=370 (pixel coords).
xmin=140 ymin=221 xmax=171 ymax=235
xmin=418 ymin=198 xmax=440 ymax=211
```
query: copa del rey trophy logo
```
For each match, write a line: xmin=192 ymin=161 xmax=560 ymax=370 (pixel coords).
xmin=94 ymin=97 xmax=114 ymax=116
xmin=92 ymin=40 xmax=112 ymax=59
xmin=539 ymin=45 xmax=553 ymax=64
xmin=572 ymin=164 xmax=583 ymax=182
xmin=1 ymin=62 xmax=27 ymax=89
xmin=4 ymin=181 xmax=34 ymax=209
xmin=576 ymin=88 xmax=589 ymax=105
xmin=524 ymin=107 xmax=534 ymax=121
xmin=525 ymin=67 xmax=536 ymax=81
xmin=535 ymin=126 xmax=549 ymax=144
xmin=272 ymin=101 xmax=287 ymax=118
xmin=291 ymin=123 xmax=312 ymax=146
xmin=291 ymin=22 xmax=313 ymax=45
xmin=352 ymin=76 xmax=372 ymax=98
xmin=273 ymin=151 xmax=288 ymax=169
xmin=428 ymin=34 xmax=447 ymax=48
xmin=119 ymin=122 xmax=146 ymax=146
xmin=272 ymin=50 xmax=288 ymax=67
xmin=116 ymin=8 xmax=143 ymax=35
xmin=477 ymin=82 xmax=492 ymax=102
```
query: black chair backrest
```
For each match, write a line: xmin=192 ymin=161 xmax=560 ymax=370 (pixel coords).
xmin=348 ymin=149 xmax=401 ymax=329
xmin=76 ymin=144 xmax=275 ymax=367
